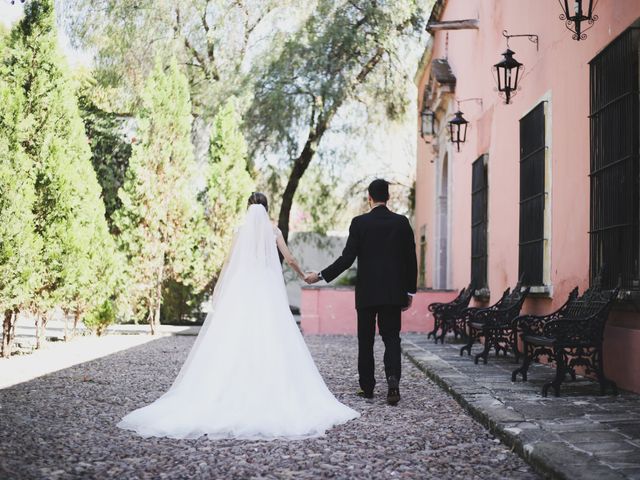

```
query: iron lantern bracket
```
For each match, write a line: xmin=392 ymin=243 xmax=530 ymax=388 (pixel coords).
xmin=502 ymin=30 xmax=539 ymax=51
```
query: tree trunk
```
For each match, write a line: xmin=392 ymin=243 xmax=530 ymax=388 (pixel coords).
xmin=277 ymin=123 xmax=328 ymax=242
xmin=275 ymin=45 xmax=386 ymax=240
xmin=43 ymin=311 xmax=50 ymax=344
xmin=2 ymin=310 xmax=15 ymax=358
xmin=63 ymin=310 xmax=69 ymax=341
xmin=35 ymin=313 xmax=43 ymax=350
xmin=72 ymin=309 xmax=81 ymax=338
xmin=146 ymin=308 xmax=154 ymax=334
xmin=150 ymin=265 xmax=164 ymax=335
xmin=34 ymin=311 xmax=53 ymax=349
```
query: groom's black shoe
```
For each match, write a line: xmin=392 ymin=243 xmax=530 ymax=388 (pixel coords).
xmin=386 ymin=376 xmax=400 ymax=405
xmin=387 ymin=388 xmax=400 ymax=406
xmin=356 ymin=388 xmax=374 ymax=399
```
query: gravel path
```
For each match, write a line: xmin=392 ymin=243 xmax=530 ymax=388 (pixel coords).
xmin=0 ymin=335 xmax=538 ymax=479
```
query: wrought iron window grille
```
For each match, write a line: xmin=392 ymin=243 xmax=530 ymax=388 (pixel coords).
xmin=589 ymin=26 xmax=640 ymax=292
xmin=519 ymin=102 xmax=548 ymax=288
xmin=471 ymin=155 xmax=489 ymax=294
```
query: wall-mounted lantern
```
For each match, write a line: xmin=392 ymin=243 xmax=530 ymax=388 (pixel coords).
xmin=558 ymin=0 xmax=599 ymax=41
xmin=420 ymin=107 xmax=436 ymax=140
xmin=494 ymin=49 xmax=522 ymax=105
xmin=493 ymin=30 xmax=538 ymax=105
xmin=448 ymin=111 xmax=468 ymax=152
xmin=448 ymin=98 xmax=482 ymax=152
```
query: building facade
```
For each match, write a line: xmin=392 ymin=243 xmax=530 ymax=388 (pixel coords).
xmin=415 ymin=0 xmax=640 ymax=393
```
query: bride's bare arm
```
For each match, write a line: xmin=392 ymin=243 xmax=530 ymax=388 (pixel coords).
xmin=275 ymin=228 xmax=305 ymax=280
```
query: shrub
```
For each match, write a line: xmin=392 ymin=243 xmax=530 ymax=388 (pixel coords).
xmin=83 ymin=300 xmax=116 ymax=336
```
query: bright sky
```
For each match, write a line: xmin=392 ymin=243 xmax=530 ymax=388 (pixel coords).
xmin=0 ymin=2 xmax=22 ymax=26
xmin=0 ymin=2 xmax=91 ymax=66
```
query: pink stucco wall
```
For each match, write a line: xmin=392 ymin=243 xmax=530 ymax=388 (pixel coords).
xmin=300 ymin=287 xmax=458 ymax=335
xmin=415 ymin=0 xmax=640 ymax=393
xmin=604 ymin=323 xmax=640 ymax=391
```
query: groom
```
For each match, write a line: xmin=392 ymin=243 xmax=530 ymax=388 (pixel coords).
xmin=306 ymin=179 xmax=417 ymax=405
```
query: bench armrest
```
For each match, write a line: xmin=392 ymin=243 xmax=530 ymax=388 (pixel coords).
xmin=542 ymin=317 xmax=596 ymax=343
xmin=428 ymin=302 xmax=447 ymax=313
xmin=475 ymin=306 xmax=523 ymax=327
xmin=516 ymin=312 xmax=564 ymax=336
xmin=430 ymin=302 xmax=465 ymax=319
xmin=460 ymin=306 xmax=494 ymax=322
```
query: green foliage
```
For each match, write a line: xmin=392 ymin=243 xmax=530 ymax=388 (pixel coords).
xmin=293 ymin=164 xmax=352 ymax=234
xmin=245 ymin=0 xmax=425 ymax=239
xmin=2 ymin=0 xmax=269 ymax=342
xmin=0 ymin=48 xmax=42 ymax=318
xmin=114 ymin=58 xmax=201 ymax=331
xmin=77 ymin=74 xmax=133 ymax=226
xmin=1 ymin=0 xmax=424 ymax=348
xmin=63 ymin=0 xmax=293 ymax=117
xmin=83 ymin=300 xmax=116 ymax=336
xmin=1 ymin=0 xmax=118 ymax=346
xmin=152 ymin=100 xmax=255 ymax=323
xmin=64 ymin=0 xmax=424 ymax=237
xmin=247 ymin=0 xmax=424 ymax=156
xmin=257 ymin=161 xmax=349 ymax=235
xmin=160 ymin=278 xmax=205 ymax=324
xmin=198 ymin=99 xmax=255 ymax=281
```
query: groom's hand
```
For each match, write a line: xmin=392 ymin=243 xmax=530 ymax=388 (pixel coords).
xmin=304 ymin=272 xmax=320 ymax=284
xmin=402 ymin=294 xmax=413 ymax=312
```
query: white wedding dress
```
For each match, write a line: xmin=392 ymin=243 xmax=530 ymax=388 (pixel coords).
xmin=117 ymin=204 xmax=359 ymax=440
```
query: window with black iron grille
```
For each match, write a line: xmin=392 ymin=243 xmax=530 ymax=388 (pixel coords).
xmin=589 ymin=26 xmax=640 ymax=290
xmin=519 ymin=102 xmax=546 ymax=287
xmin=471 ymin=155 xmax=488 ymax=290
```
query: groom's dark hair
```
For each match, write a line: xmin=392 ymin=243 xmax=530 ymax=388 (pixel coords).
xmin=368 ymin=179 xmax=390 ymax=203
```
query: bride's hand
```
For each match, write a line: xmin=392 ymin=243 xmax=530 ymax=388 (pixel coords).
xmin=304 ymin=272 xmax=320 ymax=284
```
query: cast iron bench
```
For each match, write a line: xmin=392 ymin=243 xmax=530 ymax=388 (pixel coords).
xmin=459 ymin=280 xmax=530 ymax=364
xmin=511 ymin=283 xmax=619 ymax=397
xmin=427 ymin=284 xmax=474 ymax=344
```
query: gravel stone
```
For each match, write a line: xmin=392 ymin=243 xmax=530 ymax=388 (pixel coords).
xmin=0 ymin=335 xmax=539 ymax=479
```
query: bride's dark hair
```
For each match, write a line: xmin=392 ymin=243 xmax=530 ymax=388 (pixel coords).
xmin=248 ymin=192 xmax=269 ymax=212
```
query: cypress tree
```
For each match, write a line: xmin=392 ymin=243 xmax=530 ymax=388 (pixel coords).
xmin=115 ymin=59 xmax=199 ymax=334
xmin=3 ymin=0 xmax=117 ymax=347
xmin=200 ymin=99 xmax=255 ymax=284
xmin=0 ymin=42 xmax=42 ymax=357
xmin=160 ymin=99 xmax=256 ymax=321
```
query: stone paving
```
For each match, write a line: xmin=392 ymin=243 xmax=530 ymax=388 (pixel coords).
xmin=0 ymin=334 xmax=157 ymax=389
xmin=403 ymin=333 xmax=640 ymax=480
xmin=0 ymin=335 xmax=537 ymax=479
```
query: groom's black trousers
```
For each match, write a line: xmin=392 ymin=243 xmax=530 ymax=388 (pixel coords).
xmin=356 ymin=306 xmax=401 ymax=393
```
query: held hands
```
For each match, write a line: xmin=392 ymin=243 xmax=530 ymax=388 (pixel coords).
xmin=304 ymin=272 xmax=320 ymax=284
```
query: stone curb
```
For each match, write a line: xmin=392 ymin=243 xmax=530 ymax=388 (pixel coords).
xmin=402 ymin=341 xmax=629 ymax=480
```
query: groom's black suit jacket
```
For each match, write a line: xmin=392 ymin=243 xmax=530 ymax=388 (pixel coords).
xmin=321 ymin=205 xmax=418 ymax=309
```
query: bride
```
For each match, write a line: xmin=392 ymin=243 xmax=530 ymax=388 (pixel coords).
xmin=118 ymin=192 xmax=359 ymax=440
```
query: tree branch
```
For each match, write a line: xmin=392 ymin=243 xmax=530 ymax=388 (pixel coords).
xmin=355 ymin=46 xmax=384 ymax=83
xmin=174 ymin=6 xmax=219 ymax=82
